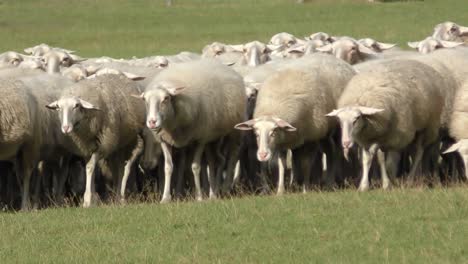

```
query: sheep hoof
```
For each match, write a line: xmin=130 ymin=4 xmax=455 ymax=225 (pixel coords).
xmin=120 ymin=198 xmax=127 ymax=205
xmin=382 ymin=182 xmax=391 ymax=190
xmin=358 ymin=185 xmax=369 ymax=192
xmin=82 ymin=201 xmax=92 ymax=208
xmin=196 ymin=196 xmax=203 ymax=202
xmin=160 ymin=196 xmax=172 ymax=204
xmin=276 ymin=189 xmax=285 ymax=196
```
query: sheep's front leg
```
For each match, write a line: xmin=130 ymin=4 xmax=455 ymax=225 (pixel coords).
xmin=358 ymin=144 xmax=378 ymax=192
xmin=160 ymin=142 xmax=173 ymax=204
xmin=83 ymin=153 xmax=99 ymax=208
xmin=19 ymin=149 xmax=36 ymax=211
xmin=377 ymin=149 xmax=391 ymax=190
xmin=277 ymin=150 xmax=288 ymax=195
xmin=205 ymin=146 xmax=219 ymax=199
xmin=192 ymin=144 xmax=205 ymax=201
xmin=408 ymin=136 xmax=424 ymax=180
xmin=120 ymin=135 xmax=144 ymax=203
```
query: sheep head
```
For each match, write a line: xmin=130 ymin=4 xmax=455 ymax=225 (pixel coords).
xmin=433 ymin=21 xmax=468 ymax=42
xmin=317 ymin=37 xmax=376 ymax=65
xmin=139 ymin=80 xmax=185 ymax=132
xmin=326 ymin=107 xmax=383 ymax=159
xmin=408 ymin=37 xmax=463 ymax=54
xmin=46 ymin=97 xmax=100 ymax=134
xmin=235 ymin=116 xmax=296 ymax=162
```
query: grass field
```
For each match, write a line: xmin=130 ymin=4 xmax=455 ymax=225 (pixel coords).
xmin=1 ymin=0 xmax=468 ymax=263
xmin=1 ymin=188 xmax=468 ymax=263
xmin=1 ymin=0 xmax=467 ymax=57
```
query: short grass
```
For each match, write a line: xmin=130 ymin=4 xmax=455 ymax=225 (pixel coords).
xmin=0 ymin=0 xmax=467 ymax=58
xmin=1 ymin=188 xmax=468 ymax=263
xmin=1 ymin=0 xmax=468 ymax=263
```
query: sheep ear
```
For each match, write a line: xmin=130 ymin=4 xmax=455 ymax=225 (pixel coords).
xmin=273 ymin=117 xmax=296 ymax=132
xmin=443 ymin=142 xmax=461 ymax=154
xmin=358 ymin=107 xmax=384 ymax=115
xmin=166 ymin=86 xmax=185 ymax=95
xmin=46 ymin=101 xmax=59 ymax=110
xmin=440 ymin=40 xmax=464 ymax=48
xmin=234 ymin=120 xmax=256 ymax=130
xmin=229 ymin=44 xmax=244 ymax=53
xmin=79 ymin=99 xmax=100 ymax=110
xmin=358 ymin=44 xmax=377 ymax=55
xmin=122 ymin=72 xmax=145 ymax=81
xmin=131 ymin=92 xmax=145 ymax=100
xmin=408 ymin=42 xmax=420 ymax=49
xmin=316 ymin=44 xmax=333 ymax=53
xmin=377 ymin=42 xmax=396 ymax=50
xmin=326 ymin=109 xmax=341 ymax=117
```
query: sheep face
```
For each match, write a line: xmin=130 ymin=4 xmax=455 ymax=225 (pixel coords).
xmin=317 ymin=38 xmax=375 ymax=65
xmin=202 ymin=42 xmax=228 ymax=58
xmin=433 ymin=22 xmax=468 ymax=42
xmin=327 ymin=107 xmax=383 ymax=158
xmin=46 ymin=97 xmax=100 ymax=134
xmin=358 ymin=38 xmax=396 ymax=53
xmin=141 ymin=85 xmax=184 ymax=132
xmin=0 ymin=51 xmax=24 ymax=66
xmin=408 ymin=37 xmax=463 ymax=54
xmin=235 ymin=117 xmax=296 ymax=162
xmin=270 ymin=32 xmax=297 ymax=47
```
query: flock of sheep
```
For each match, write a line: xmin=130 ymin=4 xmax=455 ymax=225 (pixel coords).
xmin=0 ymin=21 xmax=467 ymax=211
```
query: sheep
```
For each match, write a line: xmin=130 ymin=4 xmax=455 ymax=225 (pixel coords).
xmin=408 ymin=37 xmax=464 ymax=54
xmin=46 ymin=75 xmax=146 ymax=207
xmin=305 ymin=32 xmax=333 ymax=43
xmin=317 ymin=37 xmax=377 ymax=64
xmin=235 ymin=54 xmax=356 ymax=194
xmin=0 ymin=71 xmax=75 ymax=210
xmin=0 ymin=51 xmax=27 ymax=68
xmin=24 ymin=43 xmax=75 ymax=57
xmin=358 ymin=38 xmax=396 ymax=52
xmin=140 ymin=59 xmax=245 ymax=202
xmin=442 ymin=81 xmax=468 ymax=180
xmin=206 ymin=41 xmax=271 ymax=67
xmin=269 ymin=32 xmax=298 ymax=47
xmin=41 ymin=50 xmax=84 ymax=74
xmin=327 ymin=59 xmax=446 ymax=191
xmin=272 ymin=40 xmax=327 ymax=59
xmin=432 ymin=21 xmax=468 ymax=42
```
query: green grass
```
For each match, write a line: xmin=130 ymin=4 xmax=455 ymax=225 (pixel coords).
xmin=1 ymin=0 xmax=467 ymax=58
xmin=1 ymin=188 xmax=468 ymax=263
xmin=1 ymin=0 xmax=468 ymax=262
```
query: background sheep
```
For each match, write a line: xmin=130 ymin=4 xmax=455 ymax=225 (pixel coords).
xmin=432 ymin=21 xmax=468 ymax=43
xmin=408 ymin=37 xmax=464 ymax=54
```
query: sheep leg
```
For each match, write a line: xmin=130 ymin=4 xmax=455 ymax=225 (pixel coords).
xmin=358 ymin=144 xmax=378 ymax=192
xmin=377 ymin=149 xmax=391 ymax=190
xmin=192 ymin=144 xmax=205 ymax=201
xmin=175 ymin=149 xmax=186 ymax=198
xmin=120 ymin=136 xmax=144 ymax=203
xmin=221 ymin=142 xmax=240 ymax=195
xmin=160 ymin=142 xmax=173 ymax=203
xmin=19 ymin=149 xmax=36 ymax=211
xmin=408 ymin=137 xmax=424 ymax=180
xmin=83 ymin=153 xmax=99 ymax=208
xmin=277 ymin=150 xmax=287 ymax=195
xmin=54 ymin=155 xmax=71 ymax=205
xmin=205 ymin=146 xmax=219 ymax=199
xmin=232 ymin=160 xmax=241 ymax=187
xmin=461 ymin=154 xmax=468 ymax=181
xmin=302 ymin=146 xmax=319 ymax=193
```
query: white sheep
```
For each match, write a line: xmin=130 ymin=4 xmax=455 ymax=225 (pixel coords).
xmin=327 ymin=59 xmax=446 ymax=191
xmin=432 ymin=21 xmax=468 ymax=42
xmin=235 ymin=54 xmax=356 ymax=194
xmin=46 ymin=75 xmax=146 ymax=207
xmin=408 ymin=36 xmax=464 ymax=54
xmin=140 ymin=59 xmax=245 ymax=202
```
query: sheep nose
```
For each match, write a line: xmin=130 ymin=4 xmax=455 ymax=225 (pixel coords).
xmin=258 ymin=152 xmax=268 ymax=161
xmin=343 ymin=141 xmax=351 ymax=148
xmin=62 ymin=125 xmax=70 ymax=133
xmin=147 ymin=119 xmax=157 ymax=129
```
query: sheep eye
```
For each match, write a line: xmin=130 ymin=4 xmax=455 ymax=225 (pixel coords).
xmin=73 ymin=103 xmax=79 ymax=109
xmin=450 ymin=26 xmax=457 ymax=32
